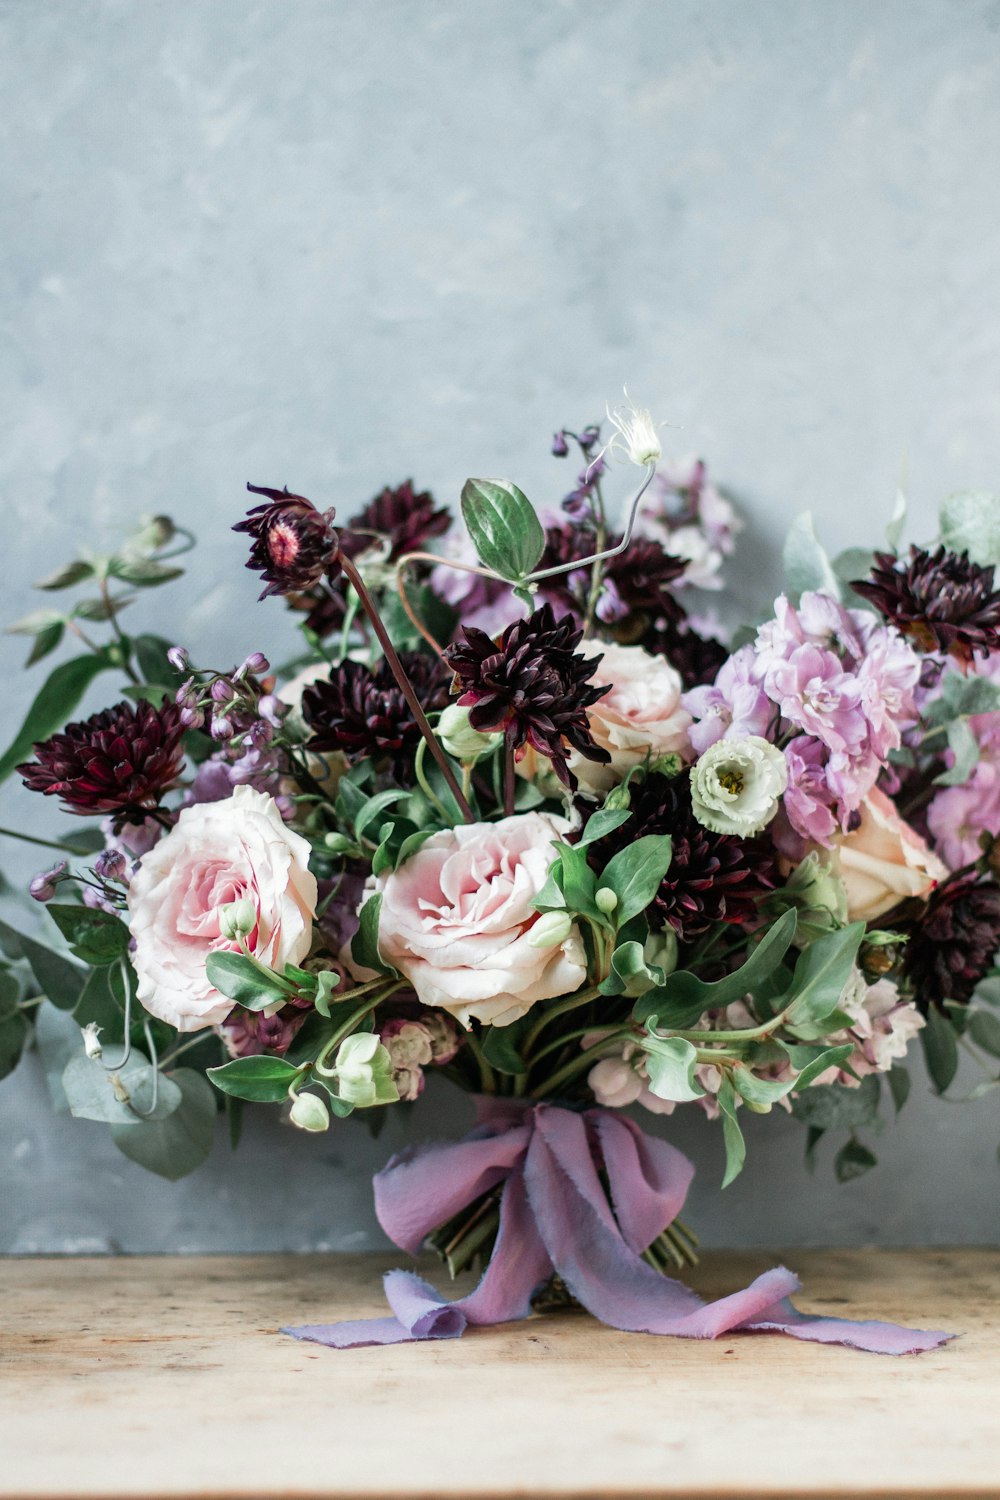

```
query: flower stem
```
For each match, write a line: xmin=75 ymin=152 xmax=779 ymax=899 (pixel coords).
xmin=465 ymin=1028 xmax=496 ymax=1093
xmin=0 ymin=826 xmax=78 ymax=854
xmin=523 ymin=985 xmax=601 ymax=1057
xmin=337 ymin=553 xmax=474 ymax=823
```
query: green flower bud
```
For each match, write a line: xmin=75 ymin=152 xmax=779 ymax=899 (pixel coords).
xmin=643 ymin=927 xmax=678 ymax=977
xmin=218 ymin=897 xmax=257 ymax=940
xmin=436 ymin=704 xmax=500 ymax=763
xmin=323 ymin=832 xmax=355 ymax=854
xmin=595 ymin=886 xmax=618 ymax=915
xmin=528 ymin=910 xmax=574 ymax=948
xmin=289 ymin=1092 xmax=331 ymax=1132
xmin=335 ymin=1033 xmax=399 ymax=1108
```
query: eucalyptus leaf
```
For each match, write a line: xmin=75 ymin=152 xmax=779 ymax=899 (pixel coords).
xmin=110 ymin=1069 xmax=216 ymax=1179
xmin=888 ymin=1065 xmax=911 ymax=1113
xmin=0 ymin=918 xmax=86 ymax=1011
xmin=460 ymin=477 xmax=545 ymax=583
xmin=939 ymin=490 xmax=1000 ymax=567
xmin=968 ymin=1009 xmax=1000 ymax=1059
xmin=0 ymin=983 xmax=28 ymax=1080
xmin=783 ymin=512 xmax=840 ymax=601
xmin=934 ymin=718 xmax=980 ymax=787
xmin=921 ymin=1005 xmax=959 ymax=1094
xmin=33 ymin=1003 xmax=83 ymax=1111
xmin=62 ymin=1050 xmax=182 ymax=1124
xmin=834 ymin=1139 xmax=878 ymax=1182
xmin=791 ymin=1074 xmax=880 ymax=1130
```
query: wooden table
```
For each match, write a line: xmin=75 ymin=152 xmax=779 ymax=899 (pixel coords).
xmin=1 ymin=1249 xmax=997 ymax=1499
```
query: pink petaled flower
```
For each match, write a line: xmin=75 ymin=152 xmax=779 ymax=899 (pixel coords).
xmin=783 ymin=736 xmax=840 ymax=846
xmin=376 ymin=812 xmax=587 ymax=1028
xmin=832 ymin=788 xmax=950 ymax=922
xmin=221 ymin=1006 xmax=308 ymax=1058
xmin=683 ymin=645 xmax=772 ymax=755
xmin=763 ymin=645 xmax=867 ymax=753
xmin=755 ymin=594 xmax=808 ymax=662
xmin=796 ymin=591 xmax=866 ymax=662
xmin=379 ymin=1018 xmax=435 ymax=1101
xmin=126 ymin=786 xmax=317 ymax=1032
xmin=927 ymin=759 xmax=1000 ymax=869
xmin=855 ymin=628 xmax=922 ymax=759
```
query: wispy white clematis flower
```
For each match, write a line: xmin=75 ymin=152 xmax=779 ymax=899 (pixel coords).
xmin=604 ymin=394 xmax=663 ymax=467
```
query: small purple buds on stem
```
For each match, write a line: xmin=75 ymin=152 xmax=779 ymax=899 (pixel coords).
xmin=29 ymin=861 xmax=67 ymax=902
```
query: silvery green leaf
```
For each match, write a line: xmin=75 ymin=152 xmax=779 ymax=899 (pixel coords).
xmin=460 ymin=478 xmax=545 ymax=583
xmin=34 ymin=1004 xmax=86 ymax=1111
xmin=792 ymin=1073 xmax=880 ymax=1130
xmin=0 ymin=978 xmax=28 ymax=1081
xmin=634 ymin=908 xmax=797 ymax=1028
xmin=33 ymin=558 xmax=95 ymax=591
xmin=0 ymin=917 xmax=86 ymax=1011
xmin=968 ymin=1009 xmax=1000 ymax=1058
xmin=926 ymin=669 xmax=1000 ymax=726
xmin=577 ymin=807 xmax=632 ymax=846
xmin=62 ymin=1050 xmax=182 ymax=1124
xmin=640 ymin=1032 xmax=705 ymax=1103
xmin=717 ymin=1077 xmax=746 ymax=1188
xmin=111 ymin=1070 xmax=216 ymax=1179
xmin=886 ymin=487 xmax=907 ymax=550
xmin=921 ymin=1005 xmax=959 ymax=1093
xmin=939 ymin=490 xmax=1000 ymax=566
xmin=599 ymin=940 xmax=665 ymax=998
xmin=934 ymin=718 xmax=980 ymax=787
xmin=782 ymin=922 xmax=866 ymax=1028
xmin=783 ymin=512 xmax=841 ymax=601
xmin=6 ymin=608 xmax=65 ymax=636
xmin=834 ymin=1139 xmax=877 ymax=1182
xmin=598 ymin=835 xmax=673 ymax=927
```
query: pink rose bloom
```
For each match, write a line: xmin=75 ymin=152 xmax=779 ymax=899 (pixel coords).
xmin=571 ymin=642 xmax=692 ymax=796
xmin=377 ymin=812 xmax=586 ymax=1028
xmin=927 ymin=759 xmax=1000 ymax=869
xmin=127 ymin=786 xmax=317 ymax=1032
xmin=832 ymin=788 xmax=949 ymax=922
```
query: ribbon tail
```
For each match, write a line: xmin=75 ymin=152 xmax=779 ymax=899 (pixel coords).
xmin=283 ymin=1167 xmax=551 ymax=1349
xmin=740 ymin=1295 xmax=955 ymax=1354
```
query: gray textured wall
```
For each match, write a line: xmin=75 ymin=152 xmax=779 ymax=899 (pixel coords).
xmin=1 ymin=0 xmax=999 ymax=1252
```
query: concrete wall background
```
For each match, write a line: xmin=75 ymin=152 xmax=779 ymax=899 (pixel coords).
xmin=1 ymin=0 xmax=998 ymax=1251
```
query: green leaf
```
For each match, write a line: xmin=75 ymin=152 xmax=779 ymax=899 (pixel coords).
xmin=34 ymin=558 xmax=96 ymax=591
xmin=577 ymin=807 xmax=633 ymax=846
xmin=7 ymin=607 xmax=65 ymax=637
xmin=351 ymin=893 xmax=398 ymax=977
xmin=783 ymin=512 xmax=840 ymax=601
xmin=934 ymin=717 xmax=980 ymax=787
xmin=888 ymin=1065 xmax=911 ymax=1113
xmin=968 ymin=1009 xmax=1000 ymax=1059
xmin=783 ymin=922 xmax=866 ymax=1029
xmin=481 ymin=1017 xmax=529 ymax=1076
xmin=0 ymin=918 xmax=86 ymax=1011
xmin=791 ymin=1074 xmax=881 ymax=1130
xmin=46 ymin=904 xmax=130 ymax=966
xmin=204 ymin=951 xmax=291 ymax=1010
xmin=207 ymin=1054 xmax=302 ymax=1103
xmin=717 ymin=1077 xmax=746 ymax=1188
xmin=313 ymin=969 xmax=342 ymax=1019
xmin=926 ymin=669 xmax=1000 ymax=726
xmin=354 ymin=788 xmax=411 ymax=844
xmin=460 ymin=477 xmax=545 ymax=583
xmin=33 ymin=1003 xmax=82 ymax=1110
xmin=0 ymin=650 xmax=114 ymax=784
xmin=640 ymin=1033 xmax=705 ymax=1103
xmin=733 ymin=1043 xmax=853 ymax=1109
xmin=62 ymin=1050 xmax=182 ymax=1124
xmin=111 ymin=1069 xmax=216 ymax=1179
xmin=25 ymin=621 xmax=66 ymax=667
xmin=0 ymin=981 xmax=28 ymax=1080
xmin=107 ymin=558 xmax=185 ymax=587
xmin=921 ymin=1005 xmax=959 ymax=1094
xmin=599 ymin=940 xmax=665 ymax=999
xmin=835 ymin=1139 xmax=878 ymax=1183
xmin=73 ymin=964 xmax=126 ymax=1031
xmin=634 ymin=908 xmax=798 ymax=1028
xmin=132 ymin=634 xmax=189 ymax=689
xmin=533 ymin=843 xmax=603 ymax=924
xmin=599 ymin=835 xmax=673 ymax=927
xmin=940 ymin=490 xmax=1000 ymax=567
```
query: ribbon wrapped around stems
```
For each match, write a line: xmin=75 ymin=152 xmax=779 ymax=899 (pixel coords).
xmin=284 ymin=1099 xmax=952 ymax=1354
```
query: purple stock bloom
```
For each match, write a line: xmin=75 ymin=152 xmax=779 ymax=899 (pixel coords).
xmin=683 ymin=645 xmax=772 ymax=754
xmin=764 ymin=645 xmax=867 ymax=753
xmin=927 ymin=760 xmax=1000 ymax=869
xmin=783 ymin=736 xmax=840 ymax=847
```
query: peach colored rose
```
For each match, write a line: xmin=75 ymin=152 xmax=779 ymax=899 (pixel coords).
xmin=376 ymin=811 xmax=586 ymax=1028
xmin=571 ymin=642 xmax=692 ymax=796
xmin=833 ymin=788 xmax=949 ymax=922
xmin=127 ymin=786 xmax=317 ymax=1032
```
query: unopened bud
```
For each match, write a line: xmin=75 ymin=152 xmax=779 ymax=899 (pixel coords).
xmin=551 ymin=430 xmax=570 ymax=458
xmin=528 ymin=910 xmax=574 ymax=949
xmin=211 ymin=715 xmax=234 ymax=741
xmin=218 ymin=898 xmax=257 ymax=940
xmin=289 ymin=1092 xmax=330 ymax=1132
xmin=94 ymin=848 xmax=127 ymax=883
xmin=211 ymin=678 xmax=235 ymax=703
xmin=179 ymin=705 xmax=204 ymax=729
xmin=82 ymin=1023 xmax=103 ymax=1061
xmin=29 ymin=861 xmax=67 ymax=903
xmin=239 ymin=652 xmax=269 ymax=679
xmin=323 ymin=832 xmax=355 ymax=854
xmin=595 ymin=886 xmax=618 ymax=915
xmin=167 ymin=646 xmax=189 ymax=672
xmin=436 ymin=703 xmax=500 ymax=763
xmin=602 ymin=783 xmax=633 ymax=812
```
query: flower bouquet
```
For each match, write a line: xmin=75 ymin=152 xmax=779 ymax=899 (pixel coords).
xmin=3 ymin=400 xmax=998 ymax=1353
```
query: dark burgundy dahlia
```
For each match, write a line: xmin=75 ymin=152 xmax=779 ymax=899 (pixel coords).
xmin=443 ymin=604 xmax=611 ymax=789
xmin=18 ymin=699 xmax=185 ymax=824
xmin=852 ymin=546 xmax=1000 ymax=667
xmin=338 ymin=479 xmax=450 ymax=562
xmin=644 ymin=620 xmax=730 ymax=690
xmin=235 ymin=484 xmax=340 ymax=599
xmin=902 ymin=874 xmax=1000 ymax=1009
xmin=587 ymin=771 xmax=776 ymax=943
xmin=302 ymin=652 xmax=450 ymax=777
xmin=536 ymin=524 xmax=687 ymax=643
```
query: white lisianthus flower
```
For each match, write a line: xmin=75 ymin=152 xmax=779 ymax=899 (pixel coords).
xmin=690 ymin=735 xmax=787 ymax=836
xmin=605 ymin=395 xmax=662 ymax=467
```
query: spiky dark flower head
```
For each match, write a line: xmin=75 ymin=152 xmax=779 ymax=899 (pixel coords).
xmin=302 ymin=652 xmax=450 ymax=777
xmin=586 ymin=770 xmax=776 ymax=943
xmin=644 ymin=620 xmax=730 ymax=690
xmin=901 ymin=874 xmax=1000 ymax=1009
xmin=235 ymin=484 xmax=340 ymax=600
xmin=338 ymin=479 xmax=450 ymax=563
xmin=536 ymin=524 xmax=687 ymax=643
xmin=18 ymin=699 xmax=185 ymax=825
xmin=442 ymin=603 xmax=611 ymax=789
xmin=852 ymin=545 xmax=1000 ymax=667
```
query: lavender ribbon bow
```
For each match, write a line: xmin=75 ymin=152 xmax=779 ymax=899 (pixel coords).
xmin=285 ymin=1100 xmax=951 ymax=1354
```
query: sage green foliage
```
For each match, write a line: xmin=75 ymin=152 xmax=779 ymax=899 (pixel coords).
xmin=939 ymin=490 xmax=1000 ymax=566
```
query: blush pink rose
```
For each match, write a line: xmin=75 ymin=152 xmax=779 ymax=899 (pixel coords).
xmin=127 ymin=785 xmax=317 ymax=1032
xmin=571 ymin=641 xmax=693 ymax=797
xmin=376 ymin=811 xmax=586 ymax=1028
xmin=832 ymin=788 xmax=949 ymax=922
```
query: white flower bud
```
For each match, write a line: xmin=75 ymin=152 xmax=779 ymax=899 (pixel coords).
xmin=436 ymin=704 xmax=500 ymax=763
xmin=335 ymin=1033 xmax=399 ymax=1108
xmin=528 ymin=910 xmax=574 ymax=948
xmin=82 ymin=1023 xmax=103 ymax=1061
xmin=217 ymin=897 xmax=257 ymax=940
xmin=595 ymin=886 xmax=618 ymax=915
xmin=289 ymin=1092 xmax=331 ymax=1132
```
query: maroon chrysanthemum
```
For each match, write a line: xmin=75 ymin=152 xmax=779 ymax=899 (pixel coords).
xmin=851 ymin=546 xmax=1000 ymax=668
xmin=302 ymin=652 xmax=451 ymax=777
xmin=586 ymin=770 xmax=776 ymax=943
xmin=644 ymin=620 xmax=730 ymax=689
xmin=443 ymin=604 xmax=611 ymax=789
xmin=235 ymin=484 xmax=340 ymax=600
xmin=901 ymin=874 xmax=1000 ymax=1009
xmin=18 ymin=700 xmax=186 ymax=825
xmin=536 ymin=524 xmax=687 ymax=644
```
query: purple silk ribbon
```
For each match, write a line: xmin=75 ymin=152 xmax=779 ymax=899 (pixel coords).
xmin=284 ymin=1099 xmax=952 ymax=1354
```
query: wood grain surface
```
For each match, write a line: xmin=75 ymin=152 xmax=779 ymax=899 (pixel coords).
xmin=0 ymin=1249 xmax=996 ymax=1500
